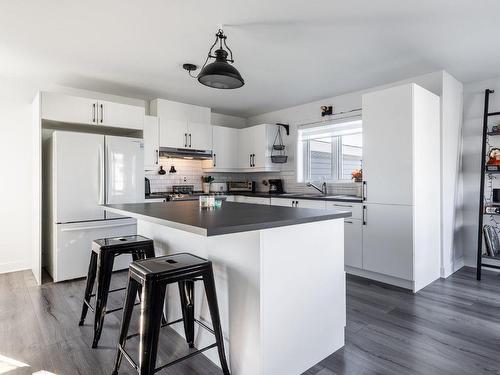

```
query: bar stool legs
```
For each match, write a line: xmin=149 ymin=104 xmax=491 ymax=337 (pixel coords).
xmin=79 ymin=252 xmax=97 ymax=326
xmin=112 ymin=254 xmax=231 ymax=375
xmin=203 ymin=267 xmax=231 ymax=375
xmin=179 ymin=280 xmax=195 ymax=348
xmin=112 ymin=274 xmax=139 ymax=375
xmin=93 ymin=251 xmax=115 ymax=348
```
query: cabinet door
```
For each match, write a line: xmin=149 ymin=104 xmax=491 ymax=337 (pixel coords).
xmin=159 ymin=119 xmax=188 ymax=148
xmin=362 ymin=203 xmax=413 ymax=280
xmin=344 ymin=219 xmax=363 ymax=268
xmin=270 ymin=198 xmax=295 ymax=207
xmin=251 ymin=124 xmax=269 ymax=168
xmin=362 ymin=85 xmax=413 ymax=205
xmin=211 ymin=126 xmax=238 ymax=170
xmin=238 ymin=127 xmax=254 ymax=168
xmin=188 ymin=122 xmax=212 ymax=150
xmin=295 ymin=199 xmax=326 ymax=209
xmin=97 ymin=100 xmax=144 ymax=129
xmin=42 ymin=92 xmax=97 ymax=125
xmin=143 ymin=116 xmax=159 ymax=167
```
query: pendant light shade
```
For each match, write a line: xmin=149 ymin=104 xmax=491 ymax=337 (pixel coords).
xmin=184 ymin=29 xmax=244 ymax=89
xmin=197 ymin=49 xmax=244 ymax=89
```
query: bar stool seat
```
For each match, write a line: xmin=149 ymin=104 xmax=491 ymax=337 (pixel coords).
xmin=79 ymin=235 xmax=157 ymax=348
xmin=112 ymin=253 xmax=231 ymax=375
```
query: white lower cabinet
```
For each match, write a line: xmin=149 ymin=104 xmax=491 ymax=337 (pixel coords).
xmin=270 ymin=197 xmax=326 ymax=209
xmin=234 ymin=196 xmax=270 ymax=205
xmin=361 ymin=203 xmax=413 ymax=281
xmin=344 ymin=219 xmax=363 ymax=268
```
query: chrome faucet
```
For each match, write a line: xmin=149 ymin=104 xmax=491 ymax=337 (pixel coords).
xmin=306 ymin=182 xmax=327 ymax=195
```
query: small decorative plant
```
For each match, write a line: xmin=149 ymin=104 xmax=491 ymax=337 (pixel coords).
xmin=202 ymin=176 xmax=214 ymax=193
xmin=351 ymin=169 xmax=362 ymax=182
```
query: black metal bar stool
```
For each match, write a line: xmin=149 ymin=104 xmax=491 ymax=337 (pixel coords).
xmin=79 ymin=235 xmax=156 ymax=348
xmin=112 ymin=253 xmax=231 ymax=375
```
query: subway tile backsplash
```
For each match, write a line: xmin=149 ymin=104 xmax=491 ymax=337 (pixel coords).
xmin=146 ymin=157 xmax=361 ymax=196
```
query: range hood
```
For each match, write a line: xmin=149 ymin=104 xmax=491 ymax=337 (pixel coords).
xmin=158 ymin=147 xmax=213 ymax=160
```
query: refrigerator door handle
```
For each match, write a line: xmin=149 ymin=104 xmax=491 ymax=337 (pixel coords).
xmin=59 ymin=222 xmax=135 ymax=232
xmin=98 ymin=143 xmax=105 ymax=205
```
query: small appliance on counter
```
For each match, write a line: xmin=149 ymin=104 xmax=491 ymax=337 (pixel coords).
xmin=145 ymin=177 xmax=151 ymax=196
xmin=228 ymin=181 xmax=255 ymax=193
xmin=268 ymin=179 xmax=284 ymax=194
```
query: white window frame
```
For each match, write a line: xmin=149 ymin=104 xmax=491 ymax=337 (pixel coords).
xmin=297 ymin=117 xmax=362 ymax=183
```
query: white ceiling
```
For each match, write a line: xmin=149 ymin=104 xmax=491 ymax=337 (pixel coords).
xmin=1 ymin=0 xmax=499 ymax=117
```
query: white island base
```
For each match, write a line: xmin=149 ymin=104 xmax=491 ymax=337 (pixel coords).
xmin=137 ymin=218 xmax=346 ymax=375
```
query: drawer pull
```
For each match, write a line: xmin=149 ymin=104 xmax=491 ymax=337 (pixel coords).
xmin=344 ymin=220 xmax=354 ymax=224
xmin=334 ymin=204 xmax=353 ymax=208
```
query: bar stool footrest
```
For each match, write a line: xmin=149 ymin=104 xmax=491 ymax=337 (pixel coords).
xmin=117 ymin=342 xmax=218 ymax=374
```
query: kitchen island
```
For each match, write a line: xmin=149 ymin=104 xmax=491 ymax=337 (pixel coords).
xmin=104 ymin=201 xmax=350 ymax=375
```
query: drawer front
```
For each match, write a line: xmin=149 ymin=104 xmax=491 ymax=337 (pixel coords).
xmin=295 ymin=199 xmax=326 ymax=209
xmin=344 ymin=219 xmax=363 ymax=269
xmin=326 ymin=201 xmax=362 ymax=220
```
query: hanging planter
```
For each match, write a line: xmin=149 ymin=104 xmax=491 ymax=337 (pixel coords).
xmin=271 ymin=125 xmax=288 ymax=163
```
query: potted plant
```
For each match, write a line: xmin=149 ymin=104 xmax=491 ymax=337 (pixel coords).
xmin=202 ymin=176 xmax=214 ymax=193
xmin=351 ymin=169 xmax=362 ymax=183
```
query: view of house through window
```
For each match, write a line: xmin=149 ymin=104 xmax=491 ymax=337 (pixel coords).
xmin=297 ymin=119 xmax=362 ymax=183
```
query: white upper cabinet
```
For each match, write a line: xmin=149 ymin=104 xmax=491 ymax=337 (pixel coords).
xmin=203 ymin=126 xmax=239 ymax=171
xmin=96 ymin=100 xmax=144 ymax=129
xmin=150 ymin=98 xmax=212 ymax=150
xmin=159 ymin=119 xmax=188 ymax=148
xmin=188 ymin=122 xmax=213 ymax=150
xmin=42 ymin=92 xmax=99 ymax=125
xmin=143 ymin=115 xmax=159 ymax=167
xmin=41 ymin=92 xmax=144 ymax=130
xmin=362 ymin=85 xmax=413 ymax=205
xmin=237 ymin=124 xmax=280 ymax=172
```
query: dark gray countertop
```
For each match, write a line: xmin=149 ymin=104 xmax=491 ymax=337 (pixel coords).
xmin=104 ymin=201 xmax=351 ymax=236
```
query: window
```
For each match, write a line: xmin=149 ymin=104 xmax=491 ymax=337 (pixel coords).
xmin=297 ymin=119 xmax=362 ymax=183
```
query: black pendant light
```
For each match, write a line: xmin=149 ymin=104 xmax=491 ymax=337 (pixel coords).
xmin=183 ymin=29 xmax=244 ymax=89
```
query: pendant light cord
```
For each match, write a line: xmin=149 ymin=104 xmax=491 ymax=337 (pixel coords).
xmin=188 ymin=29 xmax=235 ymax=78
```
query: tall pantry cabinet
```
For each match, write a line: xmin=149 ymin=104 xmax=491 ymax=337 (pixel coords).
xmin=359 ymin=83 xmax=441 ymax=292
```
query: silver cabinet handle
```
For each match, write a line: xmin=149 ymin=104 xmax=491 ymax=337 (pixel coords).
xmin=92 ymin=103 xmax=96 ymax=123
xmin=345 ymin=220 xmax=353 ymax=224
xmin=100 ymin=104 xmax=103 ymax=123
xmin=362 ymin=181 xmax=367 ymax=201
xmin=155 ymin=150 xmax=159 ymax=164
xmin=189 ymin=133 xmax=192 ymax=147
xmin=249 ymin=154 xmax=252 ymax=167
xmin=185 ymin=133 xmax=188 ymax=147
xmin=213 ymin=153 xmax=216 ymax=167
xmin=333 ymin=203 xmax=353 ymax=208
xmin=251 ymin=154 xmax=255 ymax=167
xmin=363 ymin=205 xmax=367 ymax=225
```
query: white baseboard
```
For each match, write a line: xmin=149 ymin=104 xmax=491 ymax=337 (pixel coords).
xmin=0 ymin=260 xmax=30 ymax=275
xmin=441 ymin=257 xmax=465 ymax=279
xmin=345 ymin=266 xmax=413 ymax=291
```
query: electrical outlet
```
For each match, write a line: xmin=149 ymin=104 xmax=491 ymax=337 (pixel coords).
xmin=183 ymin=176 xmax=187 ymax=182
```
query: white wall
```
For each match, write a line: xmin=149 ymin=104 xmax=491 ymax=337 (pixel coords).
xmin=246 ymin=70 xmax=464 ymax=278
xmin=0 ymin=78 xmax=38 ymax=273
xmin=211 ymin=112 xmax=247 ymax=128
xmin=462 ymin=75 xmax=500 ymax=268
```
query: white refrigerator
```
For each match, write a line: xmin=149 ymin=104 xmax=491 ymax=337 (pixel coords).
xmin=45 ymin=131 xmax=144 ymax=282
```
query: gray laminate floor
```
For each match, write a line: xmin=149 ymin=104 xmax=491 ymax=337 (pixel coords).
xmin=1 ymin=267 xmax=499 ymax=375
